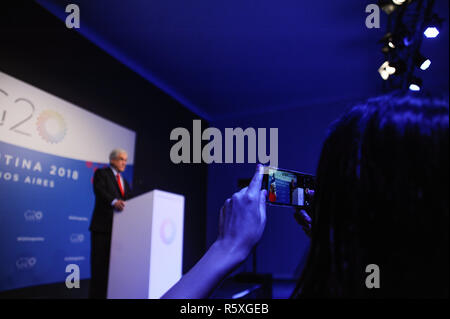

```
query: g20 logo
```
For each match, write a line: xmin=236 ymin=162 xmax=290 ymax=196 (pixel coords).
xmin=0 ymin=88 xmax=67 ymax=143
xmin=36 ymin=110 xmax=67 ymax=143
xmin=160 ymin=219 xmax=176 ymax=245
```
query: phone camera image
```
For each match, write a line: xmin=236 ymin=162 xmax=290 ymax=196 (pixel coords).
xmin=262 ymin=167 xmax=315 ymax=208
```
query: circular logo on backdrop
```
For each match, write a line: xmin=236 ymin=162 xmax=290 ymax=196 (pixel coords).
xmin=24 ymin=210 xmax=43 ymax=222
xmin=16 ymin=257 xmax=37 ymax=270
xmin=70 ymin=233 xmax=85 ymax=243
xmin=36 ymin=110 xmax=67 ymax=143
xmin=160 ymin=219 xmax=176 ymax=245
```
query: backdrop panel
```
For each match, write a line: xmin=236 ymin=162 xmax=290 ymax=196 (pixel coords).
xmin=0 ymin=71 xmax=136 ymax=292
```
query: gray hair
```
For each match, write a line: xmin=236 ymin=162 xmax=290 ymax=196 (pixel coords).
xmin=109 ymin=148 xmax=127 ymax=161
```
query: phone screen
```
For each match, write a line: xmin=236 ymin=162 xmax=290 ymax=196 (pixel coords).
xmin=262 ymin=167 xmax=315 ymax=208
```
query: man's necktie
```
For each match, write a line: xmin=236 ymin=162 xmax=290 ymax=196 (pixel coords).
xmin=116 ymin=173 xmax=125 ymax=197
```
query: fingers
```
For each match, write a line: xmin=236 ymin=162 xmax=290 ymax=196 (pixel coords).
xmin=218 ymin=204 xmax=225 ymax=237
xmin=293 ymin=209 xmax=311 ymax=227
xmin=300 ymin=209 xmax=311 ymax=224
xmin=259 ymin=189 xmax=267 ymax=224
xmin=293 ymin=209 xmax=312 ymax=237
xmin=239 ymin=186 xmax=248 ymax=195
xmin=218 ymin=198 xmax=231 ymax=238
xmin=248 ymin=164 xmax=264 ymax=195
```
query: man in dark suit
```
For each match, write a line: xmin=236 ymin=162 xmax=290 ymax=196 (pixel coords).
xmin=89 ymin=149 xmax=132 ymax=299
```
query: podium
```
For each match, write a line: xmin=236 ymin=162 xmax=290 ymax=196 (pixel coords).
xmin=292 ymin=188 xmax=304 ymax=206
xmin=107 ymin=189 xmax=185 ymax=299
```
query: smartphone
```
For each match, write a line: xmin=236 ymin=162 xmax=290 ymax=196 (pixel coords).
xmin=261 ymin=166 xmax=315 ymax=208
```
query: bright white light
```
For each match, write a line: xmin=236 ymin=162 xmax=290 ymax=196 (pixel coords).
xmin=379 ymin=61 xmax=389 ymax=80
xmin=378 ymin=61 xmax=397 ymax=80
xmin=380 ymin=70 xmax=389 ymax=80
xmin=393 ymin=0 xmax=406 ymax=5
xmin=420 ymin=59 xmax=431 ymax=70
xmin=387 ymin=66 xmax=396 ymax=74
xmin=409 ymin=84 xmax=421 ymax=91
xmin=424 ymin=27 xmax=439 ymax=38
xmin=388 ymin=41 xmax=395 ymax=48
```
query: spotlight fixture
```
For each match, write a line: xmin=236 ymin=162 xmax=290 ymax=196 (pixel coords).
xmin=378 ymin=0 xmax=411 ymax=14
xmin=408 ymin=76 xmax=422 ymax=91
xmin=424 ymin=27 xmax=439 ymax=38
xmin=378 ymin=0 xmax=397 ymax=14
xmin=377 ymin=0 xmax=441 ymax=92
xmin=414 ymin=53 xmax=431 ymax=70
xmin=380 ymin=32 xmax=404 ymax=53
xmin=379 ymin=61 xmax=395 ymax=80
xmin=424 ymin=14 xmax=444 ymax=38
xmin=378 ymin=60 xmax=406 ymax=80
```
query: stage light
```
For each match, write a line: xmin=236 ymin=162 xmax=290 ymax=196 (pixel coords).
xmin=424 ymin=14 xmax=443 ymax=38
xmin=378 ymin=60 xmax=405 ymax=80
xmin=415 ymin=54 xmax=431 ymax=70
xmin=424 ymin=27 xmax=439 ymax=38
xmin=379 ymin=61 xmax=392 ymax=80
xmin=392 ymin=0 xmax=406 ymax=5
xmin=408 ymin=77 xmax=422 ymax=91
xmin=420 ymin=59 xmax=431 ymax=70
xmin=377 ymin=3 xmax=440 ymax=91
xmin=378 ymin=60 xmax=398 ymax=80
xmin=378 ymin=0 xmax=396 ymax=14
xmin=380 ymin=32 xmax=404 ymax=53
xmin=378 ymin=0 xmax=410 ymax=14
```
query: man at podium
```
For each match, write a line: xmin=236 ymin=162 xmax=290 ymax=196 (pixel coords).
xmin=88 ymin=148 xmax=133 ymax=299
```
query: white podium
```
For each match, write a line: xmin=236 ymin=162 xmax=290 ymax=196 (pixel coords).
xmin=107 ymin=189 xmax=185 ymax=299
xmin=292 ymin=187 xmax=304 ymax=206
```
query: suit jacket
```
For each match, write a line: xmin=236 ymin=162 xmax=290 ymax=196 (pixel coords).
xmin=89 ymin=167 xmax=132 ymax=233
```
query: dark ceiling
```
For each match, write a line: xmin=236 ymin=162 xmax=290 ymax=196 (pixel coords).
xmin=36 ymin=0 xmax=449 ymax=122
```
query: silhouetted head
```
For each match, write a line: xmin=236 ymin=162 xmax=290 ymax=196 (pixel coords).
xmin=293 ymin=93 xmax=449 ymax=298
